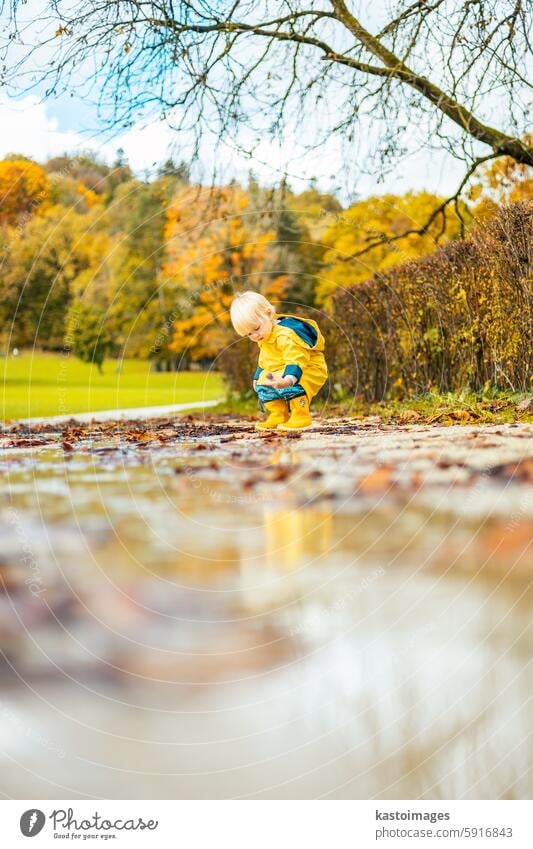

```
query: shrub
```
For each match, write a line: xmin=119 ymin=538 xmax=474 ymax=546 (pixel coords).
xmin=216 ymin=336 xmax=257 ymax=396
xmin=329 ymin=202 xmax=532 ymax=399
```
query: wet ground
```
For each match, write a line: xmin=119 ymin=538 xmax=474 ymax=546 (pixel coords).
xmin=1 ymin=414 xmax=532 ymax=798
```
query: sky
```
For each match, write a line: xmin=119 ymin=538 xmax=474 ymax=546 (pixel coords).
xmin=0 ymin=0 xmax=473 ymax=202
xmin=0 ymin=88 xmax=469 ymax=202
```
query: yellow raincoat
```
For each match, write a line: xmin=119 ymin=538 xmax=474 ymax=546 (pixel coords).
xmin=254 ymin=313 xmax=328 ymax=400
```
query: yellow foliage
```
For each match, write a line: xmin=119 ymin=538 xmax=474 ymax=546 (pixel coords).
xmin=165 ymin=185 xmax=288 ymax=360
xmin=470 ymin=139 xmax=533 ymax=220
xmin=76 ymin=182 xmax=100 ymax=209
xmin=0 ymin=159 xmax=50 ymax=227
xmin=317 ymin=192 xmax=463 ymax=307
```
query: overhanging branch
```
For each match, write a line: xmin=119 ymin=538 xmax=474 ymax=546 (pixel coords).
xmin=335 ymin=153 xmax=500 ymax=262
xmin=330 ymin=0 xmax=533 ymax=165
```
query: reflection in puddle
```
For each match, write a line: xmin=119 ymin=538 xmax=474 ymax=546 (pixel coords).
xmin=1 ymin=442 xmax=531 ymax=799
xmin=239 ymin=505 xmax=333 ymax=614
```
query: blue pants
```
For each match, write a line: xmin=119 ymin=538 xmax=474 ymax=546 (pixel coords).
xmin=255 ymin=382 xmax=306 ymax=411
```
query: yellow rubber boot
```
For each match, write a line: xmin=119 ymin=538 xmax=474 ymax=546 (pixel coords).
xmin=255 ymin=398 xmax=289 ymax=430
xmin=278 ymin=394 xmax=312 ymax=431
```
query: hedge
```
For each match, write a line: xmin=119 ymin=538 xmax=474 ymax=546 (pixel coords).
xmin=328 ymin=202 xmax=532 ymax=399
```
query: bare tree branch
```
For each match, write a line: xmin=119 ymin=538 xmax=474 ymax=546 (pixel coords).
xmin=0 ymin=0 xmax=531 ymax=194
xmin=330 ymin=0 xmax=532 ymax=164
xmin=335 ymin=152 xmax=500 ymax=261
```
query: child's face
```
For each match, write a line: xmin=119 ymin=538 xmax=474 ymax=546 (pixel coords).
xmin=246 ymin=310 xmax=275 ymax=343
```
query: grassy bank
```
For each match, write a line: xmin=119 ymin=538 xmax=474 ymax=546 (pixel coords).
xmin=215 ymin=389 xmax=533 ymax=425
xmin=3 ymin=353 xmax=530 ymax=426
xmin=2 ymin=352 xmax=224 ymax=420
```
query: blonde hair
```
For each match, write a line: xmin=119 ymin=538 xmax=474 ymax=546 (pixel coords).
xmin=230 ymin=291 xmax=275 ymax=335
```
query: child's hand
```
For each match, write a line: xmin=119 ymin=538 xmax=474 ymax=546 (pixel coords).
xmin=270 ymin=376 xmax=294 ymax=389
xmin=258 ymin=372 xmax=294 ymax=389
xmin=260 ymin=372 xmax=276 ymax=386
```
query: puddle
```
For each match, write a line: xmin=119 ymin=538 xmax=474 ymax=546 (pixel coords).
xmin=1 ymin=424 xmax=532 ymax=798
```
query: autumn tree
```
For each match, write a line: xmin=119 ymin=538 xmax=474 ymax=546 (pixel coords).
xmin=66 ymin=299 xmax=112 ymax=372
xmin=317 ymin=191 xmax=465 ymax=306
xmin=0 ymin=202 xmax=113 ymax=349
xmin=157 ymin=158 xmax=190 ymax=183
xmin=44 ymin=152 xmax=134 ymax=200
xmin=469 ymin=136 xmax=533 ymax=219
xmin=105 ymin=177 xmax=177 ymax=362
xmin=241 ymin=177 xmax=323 ymax=311
xmin=0 ymin=159 xmax=49 ymax=227
xmin=164 ymin=184 xmax=287 ymax=363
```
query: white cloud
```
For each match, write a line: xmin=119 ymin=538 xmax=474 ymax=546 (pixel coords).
xmin=0 ymin=92 xmax=466 ymax=200
xmin=0 ymin=92 xmax=178 ymax=172
xmin=0 ymin=93 xmax=84 ymax=160
xmin=0 ymin=91 xmax=340 ymax=189
xmin=103 ymin=120 xmax=177 ymax=174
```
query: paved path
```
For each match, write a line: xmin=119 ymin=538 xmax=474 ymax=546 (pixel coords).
xmin=11 ymin=397 xmax=223 ymax=425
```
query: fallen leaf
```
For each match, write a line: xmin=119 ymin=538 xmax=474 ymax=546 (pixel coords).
xmin=126 ymin=431 xmax=153 ymax=442
xmin=356 ymin=465 xmax=394 ymax=494
xmin=449 ymin=409 xmax=471 ymax=421
xmin=156 ymin=428 xmax=177 ymax=441
xmin=399 ymin=409 xmax=421 ymax=423
xmin=426 ymin=410 xmax=446 ymax=424
xmin=516 ymin=398 xmax=532 ymax=413
xmin=64 ymin=428 xmax=83 ymax=441
xmin=480 ymin=520 xmax=533 ymax=567
xmin=7 ymin=438 xmax=40 ymax=448
xmin=487 ymin=457 xmax=533 ymax=482
xmin=267 ymin=466 xmax=293 ymax=482
xmin=436 ymin=459 xmax=465 ymax=469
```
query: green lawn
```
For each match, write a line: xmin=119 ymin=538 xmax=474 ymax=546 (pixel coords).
xmin=1 ymin=353 xmax=225 ymax=420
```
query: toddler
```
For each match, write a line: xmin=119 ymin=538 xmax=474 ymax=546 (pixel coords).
xmin=230 ymin=292 xmax=327 ymax=431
